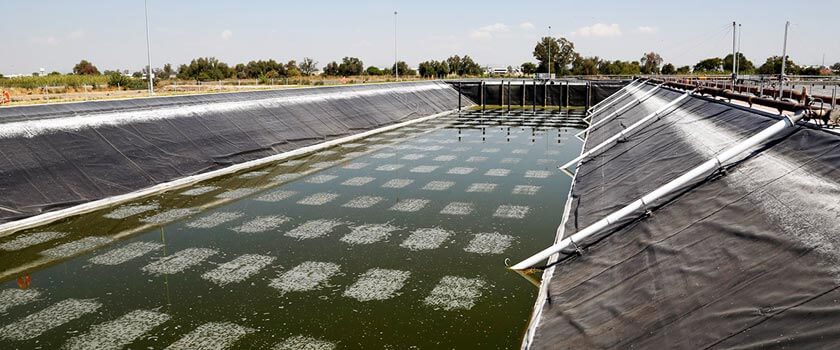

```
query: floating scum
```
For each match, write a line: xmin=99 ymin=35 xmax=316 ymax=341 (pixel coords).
xmin=0 ymin=80 xmax=593 ymax=348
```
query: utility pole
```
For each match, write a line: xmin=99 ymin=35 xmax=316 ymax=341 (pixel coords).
xmin=144 ymin=0 xmax=154 ymax=95
xmin=731 ymin=21 xmax=737 ymax=84
xmin=547 ymin=25 xmax=552 ymax=78
xmin=394 ymin=11 xmax=398 ymax=81
xmin=735 ymin=24 xmax=741 ymax=78
xmin=780 ymin=21 xmax=790 ymax=95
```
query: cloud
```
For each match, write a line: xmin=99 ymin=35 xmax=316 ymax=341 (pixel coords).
xmin=469 ymin=23 xmax=509 ymax=39
xmin=68 ymin=29 xmax=86 ymax=39
xmin=571 ymin=23 xmax=622 ymax=37
xmin=637 ymin=26 xmax=659 ymax=34
xmin=519 ymin=22 xmax=535 ymax=30
xmin=29 ymin=35 xmax=59 ymax=46
xmin=221 ymin=29 xmax=233 ymax=40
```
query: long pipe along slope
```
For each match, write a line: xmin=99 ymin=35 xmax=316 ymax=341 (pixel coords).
xmin=561 ymin=89 xmax=694 ymax=171
xmin=512 ymin=109 xmax=805 ymax=270
xmin=585 ymin=79 xmax=643 ymax=117
xmin=577 ymin=83 xmax=664 ymax=138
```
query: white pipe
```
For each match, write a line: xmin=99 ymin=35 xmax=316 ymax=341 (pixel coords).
xmin=512 ymin=110 xmax=804 ymax=270
xmin=576 ymin=83 xmax=663 ymax=138
xmin=561 ymin=89 xmax=693 ymax=170
xmin=587 ymin=79 xmax=641 ymax=115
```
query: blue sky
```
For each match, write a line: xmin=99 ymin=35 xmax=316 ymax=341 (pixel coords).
xmin=2 ymin=0 xmax=838 ymax=74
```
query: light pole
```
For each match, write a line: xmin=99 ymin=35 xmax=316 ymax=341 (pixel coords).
xmin=547 ymin=25 xmax=552 ymax=78
xmin=144 ymin=0 xmax=154 ymax=95
xmin=394 ymin=11 xmax=398 ymax=81
xmin=735 ymin=24 xmax=742 ymax=78
xmin=780 ymin=21 xmax=790 ymax=95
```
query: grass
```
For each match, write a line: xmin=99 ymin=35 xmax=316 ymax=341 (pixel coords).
xmin=0 ymin=75 xmax=108 ymax=89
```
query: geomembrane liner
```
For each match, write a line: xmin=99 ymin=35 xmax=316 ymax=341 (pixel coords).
xmin=389 ymin=199 xmax=430 ymax=212
xmin=340 ymin=224 xmax=400 ymax=245
xmin=466 ymin=183 xmax=497 ymax=193
xmin=269 ymin=261 xmax=340 ymax=294
xmin=341 ymin=196 xmax=384 ymax=209
xmin=141 ymin=248 xmax=217 ymax=275
xmin=493 ymin=205 xmax=530 ymax=219
xmin=463 ymin=232 xmax=515 ymax=254
xmin=41 ymin=236 xmax=114 ymax=258
xmin=0 ymin=231 xmax=67 ymax=251
xmin=512 ymin=185 xmax=541 ymax=195
xmin=186 ymin=211 xmax=244 ymax=229
xmin=231 ymin=215 xmax=291 ymax=233
xmin=272 ymin=335 xmax=336 ymax=350
xmin=63 ymin=309 xmax=171 ymax=350
xmin=285 ymin=219 xmax=346 ymax=240
xmin=422 ymin=181 xmax=455 ymax=191
xmin=343 ymin=268 xmax=411 ymax=301
xmin=140 ymin=208 xmax=199 ymax=225
xmin=89 ymin=241 xmax=164 ymax=265
xmin=400 ymin=227 xmax=453 ymax=251
xmin=0 ymin=288 xmax=40 ymax=313
xmin=424 ymin=276 xmax=487 ymax=311
xmin=254 ymin=190 xmax=298 ymax=202
xmin=381 ymin=179 xmax=413 ymax=189
xmin=201 ymin=254 xmax=276 ymax=286
xmin=0 ymin=298 xmax=102 ymax=341
xmin=165 ymin=322 xmax=255 ymax=350
xmin=180 ymin=186 xmax=220 ymax=196
xmin=440 ymin=202 xmax=474 ymax=216
xmin=296 ymin=193 xmax=340 ymax=206
xmin=103 ymin=203 xmax=160 ymax=219
xmin=341 ymin=177 xmax=376 ymax=187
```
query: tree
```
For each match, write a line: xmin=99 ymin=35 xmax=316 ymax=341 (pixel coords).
xmin=298 ymin=57 xmax=318 ymax=75
xmin=723 ymin=53 xmax=755 ymax=74
xmin=660 ymin=63 xmax=676 ymax=75
xmin=597 ymin=60 xmax=641 ymax=75
xmin=693 ymin=57 xmax=723 ymax=72
xmin=285 ymin=60 xmax=301 ymax=77
xmin=570 ymin=54 xmax=600 ymax=75
xmin=322 ymin=61 xmax=340 ymax=76
xmin=831 ymin=62 xmax=840 ymax=73
xmin=48 ymin=71 xmax=61 ymax=76
xmin=459 ymin=55 xmax=483 ymax=76
xmin=366 ymin=66 xmax=384 ymax=75
xmin=391 ymin=61 xmax=416 ymax=76
xmin=176 ymin=57 xmax=234 ymax=81
xmin=640 ymin=52 xmax=663 ymax=74
xmin=418 ymin=60 xmax=447 ymax=78
xmin=756 ymin=56 xmax=800 ymax=75
xmin=533 ymin=37 xmax=576 ymax=75
xmin=676 ymin=65 xmax=691 ymax=74
xmin=73 ymin=60 xmax=100 ymax=75
xmin=337 ymin=57 xmax=364 ymax=76
xmin=520 ymin=62 xmax=537 ymax=75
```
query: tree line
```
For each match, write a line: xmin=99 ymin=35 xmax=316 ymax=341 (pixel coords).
xmin=522 ymin=36 xmax=838 ymax=76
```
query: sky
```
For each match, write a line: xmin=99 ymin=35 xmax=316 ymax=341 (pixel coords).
xmin=2 ymin=0 xmax=838 ymax=75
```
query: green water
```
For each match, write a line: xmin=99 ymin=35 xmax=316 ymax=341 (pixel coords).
xmin=0 ymin=111 xmax=583 ymax=349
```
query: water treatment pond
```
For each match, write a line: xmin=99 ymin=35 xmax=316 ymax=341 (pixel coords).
xmin=0 ymin=110 xmax=584 ymax=349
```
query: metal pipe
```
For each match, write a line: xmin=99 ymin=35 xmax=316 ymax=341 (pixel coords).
xmin=575 ymin=83 xmax=664 ymax=138
xmin=562 ymin=90 xmax=692 ymax=170
xmin=587 ymin=79 xmax=643 ymax=116
xmin=457 ymin=82 xmax=462 ymax=112
xmin=480 ymin=81 xmax=485 ymax=113
xmin=507 ymin=80 xmax=511 ymax=114
xmin=512 ymin=110 xmax=806 ymax=270
xmin=532 ymin=80 xmax=537 ymax=114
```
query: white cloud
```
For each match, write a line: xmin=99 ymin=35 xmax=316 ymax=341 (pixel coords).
xmin=519 ymin=22 xmax=535 ymax=30
xmin=470 ymin=23 xmax=510 ymax=39
xmin=571 ymin=23 xmax=622 ymax=37
xmin=68 ymin=29 xmax=86 ymax=39
xmin=221 ymin=29 xmax=233 ymax=40
xmin=637 ymin=26 xmax=659 ymax=34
